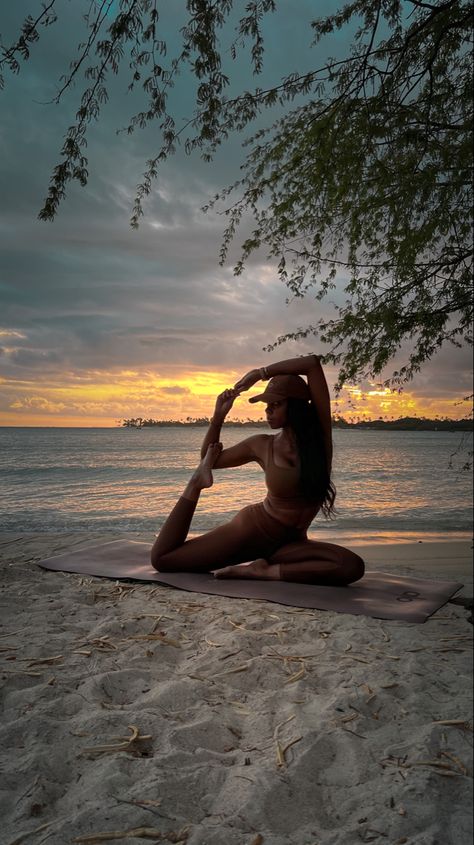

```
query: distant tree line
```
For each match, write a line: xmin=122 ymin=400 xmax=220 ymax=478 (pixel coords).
xmin=121 ymin=416 xmax=473 ymax=431
xmin=122 ymin=417 xmax=263 ymax=428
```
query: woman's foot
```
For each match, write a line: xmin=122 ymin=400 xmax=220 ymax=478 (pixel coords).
xmin=213 ymin=558 xmax=280 ymax=580
xmin=189 ymin=442 xmax=222 ymax=490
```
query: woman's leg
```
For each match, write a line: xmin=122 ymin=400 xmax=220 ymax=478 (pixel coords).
xmin=151 ymin=444 xmax=272 ymax=574
xmin=271 ymin=539 xmax=364 ymax=584
xmin=215 ymin=538 xmax=364 ymax=585
xmin=151 ymin=442 xmax=220 ymax=564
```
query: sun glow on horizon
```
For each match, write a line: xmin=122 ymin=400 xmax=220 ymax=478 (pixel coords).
xmin=0 ymin=367 xmax=471 ymax=427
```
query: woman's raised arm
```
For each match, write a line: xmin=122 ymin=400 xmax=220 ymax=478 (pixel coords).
xmin=200 ymin=388 xmax=239 ymax=459
xmin=200 ymin=386 xmax=266 ymax=468
xmin=234 ymin=355 xmax=332 ymax=468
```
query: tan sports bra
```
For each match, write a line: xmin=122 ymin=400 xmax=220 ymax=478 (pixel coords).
xmin=262 ymin=436 xmax=320 ymax=530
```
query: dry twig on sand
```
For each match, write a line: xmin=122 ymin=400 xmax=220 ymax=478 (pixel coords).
xmin=72 ymin=827 xmax=189 ymax=843
xmin=273 ymin=714 xmax=303 ymax=768
xmin=80 ymin=725 xmax=152 ymax=756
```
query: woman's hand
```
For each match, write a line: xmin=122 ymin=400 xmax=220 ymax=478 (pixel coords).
xmin=213 ymin=388 xmax=240 ymax=422
xmin=233 ymin=369 xmax=261 ymax=393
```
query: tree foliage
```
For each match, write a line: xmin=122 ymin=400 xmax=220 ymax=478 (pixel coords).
xmin=1 ymin=0 xmax=472 ymax=387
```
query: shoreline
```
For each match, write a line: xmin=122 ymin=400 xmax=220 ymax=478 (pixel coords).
xmin=309 ymin=530 xmax=473 ymax=546
xmin=1 ymin=534 xmax=472 ymax=844
xmin=1 ymin=529 xmax=472 ymax=545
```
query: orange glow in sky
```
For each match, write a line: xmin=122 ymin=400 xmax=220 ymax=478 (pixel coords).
xmin=0 ymin=368 xmax=469 ymax=426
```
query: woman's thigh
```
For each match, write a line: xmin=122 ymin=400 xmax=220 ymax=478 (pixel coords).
xmin=153 ymin=507 xmax=276 ymax=573
xmin=268 ymin=538 xmax=348 ymax=564
xmin=268 ymin=538 xmax=365 ymax=582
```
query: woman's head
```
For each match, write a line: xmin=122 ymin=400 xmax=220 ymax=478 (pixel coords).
xmin=249 ymin=374 xmax=310 ymax=429
xmin=286 ymin=397 xmax=336 ymax=517
xmin=249 ymin=374 xmax=310 ymax=406
xmin=264 ymin=398 xmax=288 ymax=429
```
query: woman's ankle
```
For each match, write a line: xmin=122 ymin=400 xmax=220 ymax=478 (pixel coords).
xmin=181 ymin=485 xmax=201 ymax=502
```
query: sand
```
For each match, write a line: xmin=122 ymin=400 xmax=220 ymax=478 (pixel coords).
xmin=0 ymin=533 xmax=472 ymax=845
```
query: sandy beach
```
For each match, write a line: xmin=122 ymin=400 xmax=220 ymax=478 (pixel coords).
xmin=0 ymin=534 xmax=472 ymax=845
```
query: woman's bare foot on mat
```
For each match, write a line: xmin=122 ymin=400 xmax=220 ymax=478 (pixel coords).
xmin=189 ymin=442 xmax=222 ymax=490
xmin=213 ymin=558 xmax=280 ymax=580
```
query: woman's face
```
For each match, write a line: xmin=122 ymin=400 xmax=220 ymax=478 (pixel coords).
xmin=265 ymin=399 xmax=288 ymax=429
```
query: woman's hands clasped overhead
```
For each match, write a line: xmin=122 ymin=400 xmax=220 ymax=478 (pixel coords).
xmin=214 ymin=367 xmax=264 ymax=420
xmin=214 ymin=388 xmax=240 ymax=421
xmin=233 ymin=369 xmax=261 ymax=394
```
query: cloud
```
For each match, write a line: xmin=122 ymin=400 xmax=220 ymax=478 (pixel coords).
xmin=10 ymin=396 xmax=66 ymax=413
xmin=0 ymin=2 xmax=471 ymax=425
xmin=161 ymin=386 xmax=191 ymax=395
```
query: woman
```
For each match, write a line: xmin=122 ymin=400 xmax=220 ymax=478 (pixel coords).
xmin=151 ymin=355 xmax=364 ymax=584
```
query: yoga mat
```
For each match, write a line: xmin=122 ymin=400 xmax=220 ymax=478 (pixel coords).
xmin=37 ymin=539 xmax=463 ymax=623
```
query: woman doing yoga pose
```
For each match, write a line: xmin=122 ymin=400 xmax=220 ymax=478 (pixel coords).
xmin=151 ymin=355 xmax=364 ymax=584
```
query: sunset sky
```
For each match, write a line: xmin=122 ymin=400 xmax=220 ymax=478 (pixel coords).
xmin=1 ymin=2 xmax=472 ymax=427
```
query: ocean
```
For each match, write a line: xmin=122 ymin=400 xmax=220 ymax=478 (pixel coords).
xmin=0 ymin=426 xmax=472 ymax=543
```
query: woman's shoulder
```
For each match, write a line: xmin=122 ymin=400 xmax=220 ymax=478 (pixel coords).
xmin=245 ymin=432 xmax=271 ymax=449
xmin=242 ymin=433 xmax=271 ymax=461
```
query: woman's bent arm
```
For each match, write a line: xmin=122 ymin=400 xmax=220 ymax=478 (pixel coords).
xmin=200 ymin=387 xmax=239 ymax=459
xmin=234 ymin=354 xmax=323 ymax=388
xmin=267 ymin=356 xmax=332 ymax=466
xmin=235 ymin=354 xmax=332 ymax=469
xmin=200 ymin=417 xmax=224 ymax=459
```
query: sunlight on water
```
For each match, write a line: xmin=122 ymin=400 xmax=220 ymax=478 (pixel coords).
xmin=0 ymin=426 xmax=472 ymax=542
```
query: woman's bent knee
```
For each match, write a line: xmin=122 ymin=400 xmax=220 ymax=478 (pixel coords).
xmin=150 ymin=536 xmax=181 ymax=571
xmin=150 ymin=549 xmax=161 ymax=571
xmin=343 ymin=549 xmax=365 ymax=584
xmin=150 ymin=549 xmax=174 ymax=572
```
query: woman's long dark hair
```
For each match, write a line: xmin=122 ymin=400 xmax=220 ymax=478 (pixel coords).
xmin=286 ymin=397 xmax=336 ymax=518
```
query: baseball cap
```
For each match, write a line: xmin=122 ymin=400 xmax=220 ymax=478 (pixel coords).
xmin=248 ymin=374 xmax=311 ymax=404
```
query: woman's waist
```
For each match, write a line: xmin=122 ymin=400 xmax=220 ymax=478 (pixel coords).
xmin=263 ymin=494 xmax=319 ymax=529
